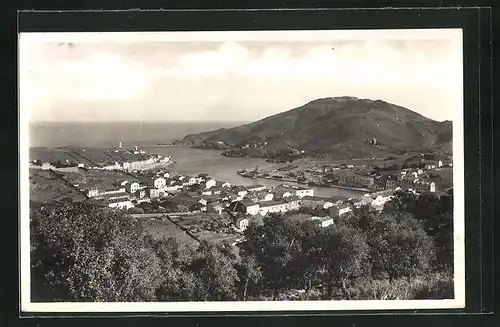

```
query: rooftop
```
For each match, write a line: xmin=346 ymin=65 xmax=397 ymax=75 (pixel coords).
xmin=334 ymin=203 xmax=350 ymax=209
xmin=107 ymin=197 xmax=131 ymax=204
xmin=238 ymin=199 xmax=258 ymax=207
xmin=202 ymin=194 xmax=225 ymax=202
xmin=284 ymin=196 xmax=300 ymax=202
xmin=246 ymin=184 xmax=266 ymax=189
xmin=301 ymin=196 xmax=334 ymax=202
xmin=259 ymin=200 xmax=287 ymax=208
xmin=103 ymin=191 xmax=129 ymax=198
xmin=309 ymin=216 xmax=333 ymax=222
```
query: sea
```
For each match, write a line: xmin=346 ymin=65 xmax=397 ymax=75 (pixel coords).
xmin=29 ymin=121 xmax=367 ymax=199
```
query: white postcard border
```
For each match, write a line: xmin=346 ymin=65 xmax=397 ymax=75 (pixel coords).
xmin=19 ymin=28 xmax=465 ymax=313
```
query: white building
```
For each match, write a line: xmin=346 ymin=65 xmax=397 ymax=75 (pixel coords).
xmin=205 ymin=179 xmax=217 ymax=189
xmin=295 ymin=187 xmax=314 ymax=198
xmin=371 ymin=194 xmax=394 ymax=211
xmin=330 ymin=203 xmax=352 ymax=218
xmin=308 ymin=216 xmax=334 ymax=228
xmin=278 ymin=184 xmax=314 ymax=198
xmin=236 ymin=189 xmax=248 ymax=197
xmin=235 ymin=217 xmax=250 ymax=231
xmin=148 ymin=188 xmax=161 ymax=199
xmin=300 ymin=196 xmax=335 ymax=209
xmin=207 ymin=202 xmax=225 ymax=215
xmin=246 ymin=184 xmax=267 ymax=192
xmin=258 ymin=200 xmax=295 ymax=216
xmin=87 ymin=189 xmax=99 ymax=197
xmin=187 ymin=176 xmax=198 ymax=185
xmin=108 ymin=197 xmax=134 ymax=210
xmin=153 ymin=177 xmax=167 ymax=189
xmin=229 ymin=199 xmax=260 ymax=216
xmin=260 ymin=193 xmax=274 ymax=202
xmin=126 ymin=182 xmax=140 ymax=194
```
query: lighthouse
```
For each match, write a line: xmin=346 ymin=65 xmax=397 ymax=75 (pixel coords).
xmin=119 ymin=142 xmax=123 ymax=148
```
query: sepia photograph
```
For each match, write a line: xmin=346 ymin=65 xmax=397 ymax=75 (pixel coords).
xmin=19 ymin=29 xmax=465 ymax=312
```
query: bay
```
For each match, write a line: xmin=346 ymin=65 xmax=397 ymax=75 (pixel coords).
xmin=30 ymin=121 xmax=367 ymax=199
xmin=146 ymin=146 xmax=367 ymax=199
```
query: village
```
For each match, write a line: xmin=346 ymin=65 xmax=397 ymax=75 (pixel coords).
xmin=51 ymin=164 xmax=448 ymax=231
xmin=28 ymin=142 xmax=453 ymax=249
xmin=238 ymin=152 xmax=453 ymax=195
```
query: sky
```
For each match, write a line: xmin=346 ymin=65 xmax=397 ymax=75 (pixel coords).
xmin=19 ymin=30 xmax=463 ymax=123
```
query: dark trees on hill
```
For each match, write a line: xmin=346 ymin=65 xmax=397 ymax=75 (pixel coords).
xmin=30 ymin=193 xmax=452 ymax=302
xmin=314 ymin=225 xmax=370 ymax=299
xmin=30 ymin=202 xmax=240 ymax=302
xmin=383 ymin=190 xmax=454 ymax=269
xmin=240 ymin=214 xmax=303 ymax=300
xmin=30 ymin=202 xmax=163 ymax=302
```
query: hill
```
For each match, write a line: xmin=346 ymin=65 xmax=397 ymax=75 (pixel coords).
xmin=29 ymin=146 xmax=147 ymax=167
xmin=180 ymin=97 xmax=453 ymax=159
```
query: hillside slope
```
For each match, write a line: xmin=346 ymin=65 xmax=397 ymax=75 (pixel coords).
xmin=181 ymin=97 xmax=452 ymax=159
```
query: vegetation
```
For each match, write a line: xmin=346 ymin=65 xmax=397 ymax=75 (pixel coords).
xmin=181 ymin=97 xmax=452 ymax=159
xmin=29 ymin=169 xmax=86 ymax=204
xmin=31 ymin=190 xmax=454 ymax=302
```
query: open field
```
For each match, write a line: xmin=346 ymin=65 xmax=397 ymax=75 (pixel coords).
xmin=196 ymin=230 xmax=241 ymax=245
xmin=141 ymin=218 xmax=198 ymax=246
xmin=29 ymin=169 xmax=87 ymax=204
xmin=60 ymin=170 xmax=138 ymax=191
xmin=170 ymin=213 xmax=242 ymax=246
xmin=287 ymin=213 xmax=313 ymax=223
xmin=172 ymin=213 xmax=234 ymax=232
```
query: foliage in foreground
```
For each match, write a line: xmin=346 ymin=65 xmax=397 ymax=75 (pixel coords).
xmin=30 ymin=190 xmax=454 ymax=302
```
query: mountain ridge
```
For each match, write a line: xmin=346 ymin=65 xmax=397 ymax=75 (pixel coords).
xmin=178 ymin=97 xmax=452 ymax=159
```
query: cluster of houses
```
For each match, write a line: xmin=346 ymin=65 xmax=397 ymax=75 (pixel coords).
xmin=82 ymin=168 xmax=406 ymax=231
xmin=98 ymin=155 xmax=172 ymax=172
xmin=32 ymin=143 xmax=173 ymax=173
xmin=329 ymin=165 xmax=439 ymax=193
xmin=36 ymin=155 xmax=172 ymax=172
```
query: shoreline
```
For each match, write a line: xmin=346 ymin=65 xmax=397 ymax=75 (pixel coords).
xmin=236 ymin=173 xmax=370 ymax=193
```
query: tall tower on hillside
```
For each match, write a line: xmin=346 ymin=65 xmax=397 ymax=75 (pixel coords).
xmin=119 ymin=142 xmax=123 ymax=148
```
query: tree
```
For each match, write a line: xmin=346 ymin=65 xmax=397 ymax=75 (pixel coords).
xmin=189 ymin=202 xmax=203 ymax=212
xmin=235 ymin=254 xmax=262 ymax=301
xmin=366 ymin=212 xmax=435 ymax=282
xmin=148 ymin=237 xmax=200 ymax=301
xmin=240 ymin=214 xmax=302 ymax=300
xmin=409 ymin=193 xmax=454 ymax=269
xmin=315 ymin=225 xmax=370 ymax=299
xmin=383 ymin=190 xmax=418 ymax=214
xmin=127 ymin=207 xmax=145 ymax=214
xmin=30 ymin=201 xmax=163 ymax=302
xmin=340 ymin=205 xmax=373 ymax=232
xmin=189 ymin=241 xmax=240 ymax=301
xmin=294 ymin=220 xmax=327 ymax=293
xmin=187 ymin=184 xmax=203 ymax=192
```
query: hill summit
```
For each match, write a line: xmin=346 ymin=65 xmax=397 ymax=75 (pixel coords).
xmin=180 ymin=97 xmax=452 ymax=159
